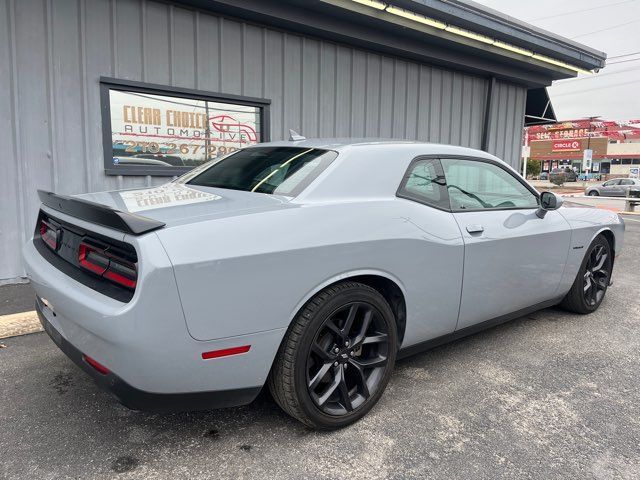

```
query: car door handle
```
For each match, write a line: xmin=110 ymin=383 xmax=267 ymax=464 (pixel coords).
xmin=466 ymin=224 xmax=484 ymax=234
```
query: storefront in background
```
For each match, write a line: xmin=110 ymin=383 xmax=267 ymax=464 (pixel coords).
xmin=0 ymin=0 xmax=605 ymax=282
xmin=525 ymin=120 xmax=640 ymax=177
xmin=530 ymin=137 xmax=608 ymax=173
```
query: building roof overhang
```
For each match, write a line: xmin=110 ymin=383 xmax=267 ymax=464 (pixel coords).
xmin=176 ymin=0 xmax=607 ymax=88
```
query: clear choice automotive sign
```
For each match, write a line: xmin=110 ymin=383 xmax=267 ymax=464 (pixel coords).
xmin=108 ymin=89 xmax=261 ymax=169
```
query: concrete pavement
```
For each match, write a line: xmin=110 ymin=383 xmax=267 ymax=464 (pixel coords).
xmin=0 ymin=219 xmax=638 ymax=479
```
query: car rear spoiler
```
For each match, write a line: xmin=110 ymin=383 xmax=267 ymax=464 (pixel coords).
xmin=38 ymin=190 xmax=165 ymax=235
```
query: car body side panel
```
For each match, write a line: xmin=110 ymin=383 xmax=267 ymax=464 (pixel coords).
xmin=157 ymin=199 xmax=465 ymax=347
xmin=452 ymin=209 xmax=572 ymax=329
xmin=556 ymin=206 xmax=625 ymax=295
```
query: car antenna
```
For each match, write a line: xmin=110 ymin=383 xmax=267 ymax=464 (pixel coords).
xmin=288 ymin=129 xmax=306 ymax=141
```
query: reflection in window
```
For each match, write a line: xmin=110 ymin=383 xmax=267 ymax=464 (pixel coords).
xmin=186 ymin=147 xmax=337 ymax=197
xmin=399 ymin=159 xmax=448 ymax=209
xmin=108 ymin=89 xmax=261 ymax=170
xmin=441 ymin=158 xmax=538 ymax=210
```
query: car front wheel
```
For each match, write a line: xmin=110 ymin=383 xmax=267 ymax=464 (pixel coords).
xmin=588 ymin=190 xmax=599 ymax=196
xmin=560 ymin=234 xmax=612 ymax=314
xmin=268 ymin=281 xmax=397 ymax=429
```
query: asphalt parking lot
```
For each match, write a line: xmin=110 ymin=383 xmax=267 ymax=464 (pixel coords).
xmin=1 ymin=217 xmax=639 ymax=480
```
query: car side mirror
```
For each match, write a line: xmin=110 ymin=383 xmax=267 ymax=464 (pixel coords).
xmin=536 ymin=191 xmax=563 ymax=218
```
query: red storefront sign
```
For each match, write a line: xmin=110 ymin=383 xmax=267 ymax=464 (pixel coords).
xmin=552 ymin=139 xmax=581 ymax=152
xmin=525 ymin=119 xmax=640 ymax=143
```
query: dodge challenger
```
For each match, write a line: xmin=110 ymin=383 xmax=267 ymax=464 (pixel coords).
xmin=23 ymin=139 xmax=625 ymax=429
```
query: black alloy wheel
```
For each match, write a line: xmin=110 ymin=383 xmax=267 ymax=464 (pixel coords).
xmin=583 ymin=243 xmax=610 ymax=307
xmin=268 ymin=281 xmax=397 ymax=429
xmin=306 ymin=302 xmax=390 ymax=416
xmin=561 ymin=234 xmax=613 ymax=314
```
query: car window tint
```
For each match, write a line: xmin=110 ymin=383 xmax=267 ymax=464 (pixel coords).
xmin=441 ymin=158 xmax=538 ymax=211
xmin=603 ymin=180 xmax=620 ymax=186
xmin=398 ymin=159 xmax=448 ymax=209
xmin=186 ymin=147 xmax=337 ymax=196
xmin=620 ymin=179 xmax=634 ymax=185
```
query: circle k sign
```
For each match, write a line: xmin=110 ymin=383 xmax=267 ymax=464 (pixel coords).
xmin=552 ymin=140 xmax=581 ymax=152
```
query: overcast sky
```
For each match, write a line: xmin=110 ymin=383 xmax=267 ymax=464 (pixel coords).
xmin=474 ymin=0 xmax=640 ymax=121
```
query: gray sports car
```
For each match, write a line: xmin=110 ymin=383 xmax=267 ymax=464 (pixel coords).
xmin=23 ymin=139 xmax=625 ymax=429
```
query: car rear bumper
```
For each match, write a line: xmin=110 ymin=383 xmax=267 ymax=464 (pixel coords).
xmin=36 ymin=296 xmax=261 ymax=412
xmin=23 ymin=229 xmax=285 ymax=403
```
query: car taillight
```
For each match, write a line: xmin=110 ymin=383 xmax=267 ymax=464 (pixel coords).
xmin=78 ymin=243 xmax=109 ymax=275
xmin=78 ymin=241 xmax=137 ymax=290
xmin=104 ymin=260 xmax=137 ymax=289
xmin=39 ymin=219 xmax=60 ymax=251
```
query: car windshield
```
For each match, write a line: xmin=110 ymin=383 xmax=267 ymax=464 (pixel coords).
xmin=185 ymin=147 xmax=337 ymax=196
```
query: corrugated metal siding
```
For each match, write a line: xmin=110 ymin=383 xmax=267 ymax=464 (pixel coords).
xmin=487 ymin=80 xmax=527 ymax=169
xmin=0 ymin=0 xmax=526 ymax=281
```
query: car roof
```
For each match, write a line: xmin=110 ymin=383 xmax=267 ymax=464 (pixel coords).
xmin=247 ymin=138 xmax=499 ymax=160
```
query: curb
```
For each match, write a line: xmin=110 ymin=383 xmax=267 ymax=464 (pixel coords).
xmin=0 ymin=311 xmax=43 ymax=339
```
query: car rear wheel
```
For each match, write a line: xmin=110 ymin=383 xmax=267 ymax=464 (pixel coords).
xmin=268 ymin=281 xmax=397 ymax=429
xmin=560 ymin=234 xmax=612 ymax=314
xmin=588 ymin=190 xmax=599 ymax=196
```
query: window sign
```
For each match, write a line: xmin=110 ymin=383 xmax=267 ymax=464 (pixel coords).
xmin=101 ymin=78 xmax=270 ymax=175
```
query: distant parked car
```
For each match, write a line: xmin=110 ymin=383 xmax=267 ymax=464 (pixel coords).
xmin=539 ymin=172 xmax=548 ymax=181
xmin=550 ymin=167 xmax=577 ymax=183
xmin=134 ymin=154 xmax=185 ymax=166
xmin=585 ymin=178 xmax=640 ymax=196
xmin=113 ymin=157 xmax=172 ymax=167
xmin=578 ymin=173 xmax=601 ymax=181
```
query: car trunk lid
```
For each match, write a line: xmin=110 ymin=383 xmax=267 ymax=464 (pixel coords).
xmin=73 ymin=183 xmax=292 ymax=228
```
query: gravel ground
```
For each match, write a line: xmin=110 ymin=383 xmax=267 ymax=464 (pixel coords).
xmin=1 ymin=217 xmax=638 ymax=480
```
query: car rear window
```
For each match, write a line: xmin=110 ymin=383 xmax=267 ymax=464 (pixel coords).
xmin=185 ymin=147 xmax=337 ymax=196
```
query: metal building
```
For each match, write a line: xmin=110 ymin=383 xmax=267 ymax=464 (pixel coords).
xmin=0 ymin=0 xmax=605 ymax=283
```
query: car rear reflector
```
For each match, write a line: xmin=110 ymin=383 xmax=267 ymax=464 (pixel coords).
xmin=201 ymin=345 xmax=251 ymax=360
xmin=40 ymin=219 xmax=60 ymax=251
xmin=78 ymin=240 xmax=137 ymax=290
xmin=82 ymin=354 xmax=110 ymax=375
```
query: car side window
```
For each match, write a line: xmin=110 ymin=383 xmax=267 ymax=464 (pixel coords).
xmin=603 ymin=179 xmax=619 ymax=186
xmin=620 ymin=179 xmax=634 ymax=185
xmin=441 ymin=158 xmax=538 ymax=211
xmin=397 ymin=158 xmax=449 ymax=210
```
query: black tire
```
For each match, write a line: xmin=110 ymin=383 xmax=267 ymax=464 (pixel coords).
xmin=588 ymin=190 xmax=599 ymax=196
xmin=268 ymin=281 xmax=397 ymax=429
xmin=560 ymin=234 xmax=612 ymax=314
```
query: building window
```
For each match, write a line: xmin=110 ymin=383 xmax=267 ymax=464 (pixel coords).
xmin=100 ymin=77 xmax=270 ymax=176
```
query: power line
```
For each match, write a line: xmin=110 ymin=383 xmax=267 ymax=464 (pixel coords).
xmin=552 ymin=79 xmax=639 ymax=96
xmin=608 ymin=57 xmax=640 ymax=65
xmin=555 ymin=66 xmax=640 ymax=82
xmin=609 ymin=51 xmax=640 ymax=59
xmin=570 ymin=19 xmax=640 ymax=39
xmin=528 ymin=0 xmax=636 ymax=22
